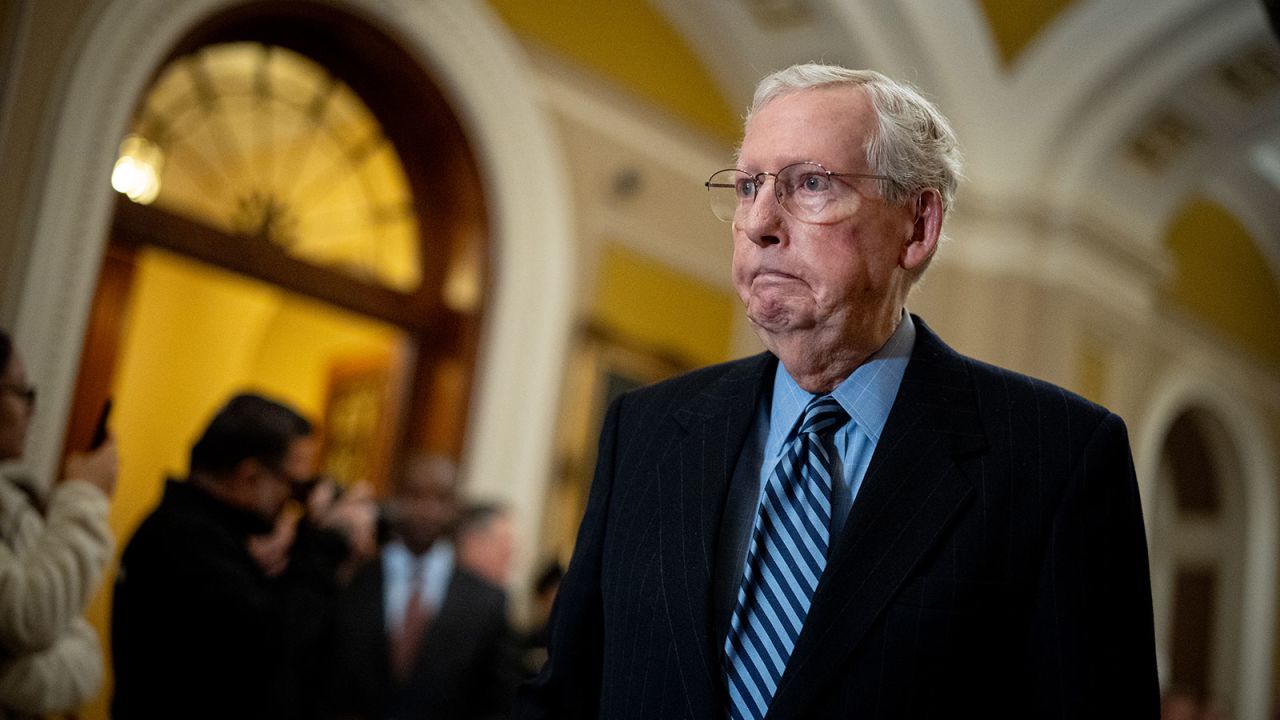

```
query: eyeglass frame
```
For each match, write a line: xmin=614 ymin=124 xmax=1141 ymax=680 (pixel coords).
xmin=0 ymin=382 xmax=36 ymax=407
xmin=704 ymin=161 xmax=894 ymax=224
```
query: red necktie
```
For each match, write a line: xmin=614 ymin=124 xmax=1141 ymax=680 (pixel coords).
xmin=390 ymin=562 xmax=432 ymax=683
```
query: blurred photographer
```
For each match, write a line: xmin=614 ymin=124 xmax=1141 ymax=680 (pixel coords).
xmin=112 ymin=392 xmax=375 ymax=720
xmin=0 ymin=328 xmax=117 ymax=719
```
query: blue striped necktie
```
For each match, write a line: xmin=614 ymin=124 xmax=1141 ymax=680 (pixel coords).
xmin=724 ymin=394 xmax=848 ymax=720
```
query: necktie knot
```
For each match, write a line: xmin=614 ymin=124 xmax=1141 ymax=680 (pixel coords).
xmin=799 ymin=395 xmax=847 ymax=437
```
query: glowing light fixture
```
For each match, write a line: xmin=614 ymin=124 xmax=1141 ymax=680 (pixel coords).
xmin=122 ymin=43 xmax=423 ymax=291
xmin=111 ymin=134 xmax=164 ymax=204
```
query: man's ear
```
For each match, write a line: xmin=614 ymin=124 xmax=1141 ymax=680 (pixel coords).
xmin=901 ymin=189 xmax=943 ymax=271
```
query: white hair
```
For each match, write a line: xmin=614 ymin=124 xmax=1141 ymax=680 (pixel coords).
xmin=747 ymin=64 xmax=963 ymax=216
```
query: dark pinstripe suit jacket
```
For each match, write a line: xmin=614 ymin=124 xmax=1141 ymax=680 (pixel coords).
xmin=515 ymin=316 xmax=1159 ymax=719
xmin=329 ymin=563 xmax=517 ymax=719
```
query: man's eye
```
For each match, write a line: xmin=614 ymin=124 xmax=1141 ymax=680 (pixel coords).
xmin=799 ymin=174 xmax=830 ymax=193
xmin=737 ymin=179 xmax=758 ymax=198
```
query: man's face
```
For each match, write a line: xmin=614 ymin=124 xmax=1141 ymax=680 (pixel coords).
xmin=459 ymin=513 xmax=515 ymax=587
xmin=0 ymin=353 xmax=34 ymax=462
xmin=392 ymin=459 xmax=458 ymax=555
xmin=731 ymin=85 xmax=918 ymax=359
xmin=251 ymin=436 xmax=316 ymax=522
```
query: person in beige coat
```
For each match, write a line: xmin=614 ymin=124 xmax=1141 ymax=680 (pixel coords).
xmin=0 ymin=329 xmax=117 ymax=718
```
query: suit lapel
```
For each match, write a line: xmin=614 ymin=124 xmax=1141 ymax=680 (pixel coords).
xmin=656 ymin=353 xmax=774 ymax=718
xmin=416 ymin=567 xmax=454 ymax=663
xmin=408 ymin=567 xmax=474 ymax=690
xmin=767 ymin=318 xmax=989 ymax=719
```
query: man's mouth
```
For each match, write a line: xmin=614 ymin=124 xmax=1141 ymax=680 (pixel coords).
xmin=754 ymin=269 xmax=801 ymax=283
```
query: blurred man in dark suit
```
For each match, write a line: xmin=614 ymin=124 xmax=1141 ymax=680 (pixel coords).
xmin=331 ymin=455 xmax=517 ymax=720
xmin=515 ymin=64 xmax=1159 ymax=719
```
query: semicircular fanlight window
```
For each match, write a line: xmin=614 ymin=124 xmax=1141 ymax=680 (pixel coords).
xmin=113 ymin=42 xmax=422 ymax=293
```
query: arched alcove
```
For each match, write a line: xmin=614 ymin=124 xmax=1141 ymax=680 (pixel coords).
xmin=1151 ymin=407 xmax=1244 ymax=706
xmin=11 ymin=0 xmax=575 ymax=642
xmin=68 ymin=4 xmax=490 ymax=497
xmin=1137 ymin=368 xmax=1278 ymax=720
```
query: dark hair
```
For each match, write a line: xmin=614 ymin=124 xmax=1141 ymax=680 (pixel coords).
xmin=189 ymin=392 xmax=312 ymax=476
xmin=0 ymin=328 xmax=12 ymax=377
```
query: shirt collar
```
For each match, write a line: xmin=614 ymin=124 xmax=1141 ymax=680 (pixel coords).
xmin=384 ymin=539 xmax=413 ymax=575
xmin=770 ymin=312 xmax=915 ymax=444
xmin=383 ymin=538 xmax=455 ymax=578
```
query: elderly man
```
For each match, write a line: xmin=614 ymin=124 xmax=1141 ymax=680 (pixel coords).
xmin=514 ymin=65 xmax=1158 ymax=719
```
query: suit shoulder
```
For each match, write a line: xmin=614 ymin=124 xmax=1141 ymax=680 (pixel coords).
xmin=342 ymin=555 xmax=384 ymax=595
xmin=125 ymin=498 xmax=213 ymax=544
xmin=451 ymin=568 xmax=508 ymax=612
xmin=120 ymin=504 xmax=182 ymax=557
xmin=959 ymin=354 xmax=1117 ymax=430
xmin=622 ymin=353 xmax=770 ymax=404
xmin=604 ymin=354 xmax=770 ymax=429
xmin=912 ymin=317 xmax=1120 ymax=434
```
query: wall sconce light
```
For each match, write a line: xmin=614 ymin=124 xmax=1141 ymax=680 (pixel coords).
xmin=111 ymin=134 xmax=164 ymax=204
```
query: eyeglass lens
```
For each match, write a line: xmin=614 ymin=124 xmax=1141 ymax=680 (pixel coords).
xmin=705 ymin=163 xmax=861 ymax=224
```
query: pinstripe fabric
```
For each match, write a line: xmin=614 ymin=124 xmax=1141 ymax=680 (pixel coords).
xmin=725 ymin=396 xmax=848 ymax=720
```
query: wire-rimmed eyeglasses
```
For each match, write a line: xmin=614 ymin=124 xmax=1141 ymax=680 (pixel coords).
xmin=705 ymin=161 xmax=892 ymax=224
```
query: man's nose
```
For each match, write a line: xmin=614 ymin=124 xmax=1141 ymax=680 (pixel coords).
xmin=736 ymin=182 xmax=784 ymax=248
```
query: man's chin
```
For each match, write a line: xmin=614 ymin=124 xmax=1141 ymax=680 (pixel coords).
xmin=746 ymin=300 xmax=812 ymax=336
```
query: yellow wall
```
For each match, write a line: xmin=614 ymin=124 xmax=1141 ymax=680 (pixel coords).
xmin=106 ymin=248 xmax=401 ymax=538
xmin=593 ymin=243 xmax=736 ymax=368
xmin=486 ymin=0 xmax=740 ymax=142
xmin=81 ymin=246 xmax=401 ymax=719
xmin=1076 ymin=333 xmax=1110 ymax=405
xmin=1165 ymin=198 xmax=1280 ymax=371
xmin=976 ymin=0 xmax=1076 ymax=67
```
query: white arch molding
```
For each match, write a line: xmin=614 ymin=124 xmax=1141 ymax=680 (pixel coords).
xmin=12 ymin=0 xmax=574 ymax=589
xmin=1134 ymin=364 xmax=1277 ymax=720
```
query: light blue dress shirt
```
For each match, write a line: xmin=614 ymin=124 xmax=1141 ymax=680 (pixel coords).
xmin=381 ymin=539 xmax=454 ymax=632
xmin=754 ymin=312 xmax=915 ymax=545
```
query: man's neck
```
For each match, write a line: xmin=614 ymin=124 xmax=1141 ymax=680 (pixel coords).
xmin=764 ymin=312 xmax=904 ymax=394
xmin=403 ymin=537 xmax=442 ymax=557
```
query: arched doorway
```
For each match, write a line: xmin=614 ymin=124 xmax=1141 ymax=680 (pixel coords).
xmin=1149 ymin=406 xmax=1245 ymax=712
xmin=14 ymin=4 xmax=574 ymax=712
xmin=67 ymin=4 xmax=487 ymax=480
xmin=62 ymin=5 xmax=491 ymax=715
xmin=15 ymin=0 xmax=576 ymax=513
